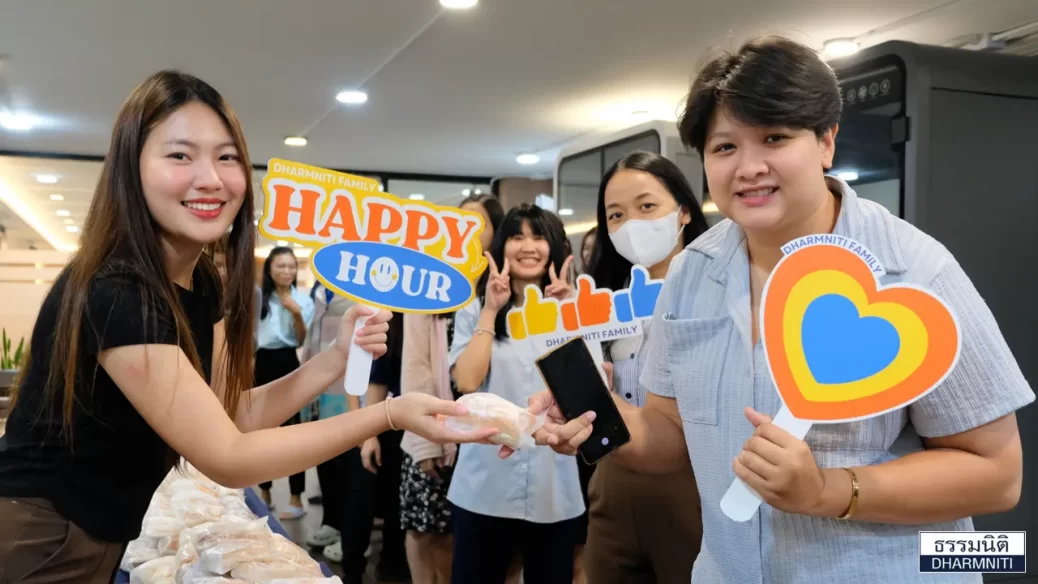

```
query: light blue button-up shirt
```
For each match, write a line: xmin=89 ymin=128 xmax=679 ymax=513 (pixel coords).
xmin=256 ymin=286 xmax=315 ymax=350
xmin=447 ymin=298 xmax=586 ymax=524
xmin=641 ymin=178 xmax=1035 ymax=583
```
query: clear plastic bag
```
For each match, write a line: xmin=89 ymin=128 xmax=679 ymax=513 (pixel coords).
xmin=443 ymin=393 xmax=546 ymax=450
xmin=128 ymin=556 xmax=177 ymax=584
xmin=270 ymin=533 xmax=321 ymax=569
xmin=229 ymin=560 xmax=325 ymax=581
xmin=266 ymin=579 xmax=345 ymax=584
xmin=119 ymin=538 xmax=160 ymax=572
xmin=171 ymin=490 xmax=225 ymax=528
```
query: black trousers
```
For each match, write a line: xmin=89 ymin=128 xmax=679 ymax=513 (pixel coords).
xmin=451 ymin=504 xmax=580 ymax=584
xmin=254 ymin=347 xmax=305 ymax=496
xmin=316 ymin=450 xmax=350 ymax=532
xmin=339 ymin=429 xmax=406 ymax=579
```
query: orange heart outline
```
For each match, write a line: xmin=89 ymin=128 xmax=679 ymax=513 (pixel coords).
xmin=761 ymin=244 xmax=961 ymax=422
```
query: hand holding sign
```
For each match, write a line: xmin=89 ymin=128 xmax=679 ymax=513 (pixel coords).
xmin=719 ymin=237 xmax=960 ymax=522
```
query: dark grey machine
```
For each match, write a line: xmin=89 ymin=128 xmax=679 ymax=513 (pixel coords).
xmin=831 ymin=41 xmax=1038 ymax=582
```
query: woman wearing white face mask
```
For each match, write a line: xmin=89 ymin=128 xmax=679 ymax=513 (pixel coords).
xmin=583 ymin=151 xmax=710 ymax=584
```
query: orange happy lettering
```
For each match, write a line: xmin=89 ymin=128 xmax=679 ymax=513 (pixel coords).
xmin=268 ymin=184 xmax=320 ymax=235
xmin=401 ymin=208 xmax=441 ymax=252
xmin=441 ymin=216 xmax=480 ymax=261
xmin=364 ymin=203 xmax=404 ymax=243
xmin=317 ymin=194 xmax=361 ymax=241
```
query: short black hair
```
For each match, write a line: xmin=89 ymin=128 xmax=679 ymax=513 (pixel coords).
xmin=459 ymin=193 xmax=505 ymax=236
xmin=588 ymin=151 xmax=709 ymax=292
xmin=678 ymin=36 xmax=842 ymax=155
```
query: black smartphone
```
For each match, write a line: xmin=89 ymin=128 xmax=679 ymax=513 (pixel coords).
xmin=535 ymin=337 xmax=631 ymax=465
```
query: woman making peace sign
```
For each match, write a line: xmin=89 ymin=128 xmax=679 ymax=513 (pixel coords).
xmin=447 ymin=204 xmax=582 ymax=584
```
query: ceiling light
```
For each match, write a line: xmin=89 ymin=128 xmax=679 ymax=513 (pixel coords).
xmin=559 ymin=208 xmax=574 ymax=216
xmin=440 ymin=0 xmax=478 ymax=8
xmin=823 ymin=38 xmax=860 ymax=59
xmin=56 ymin=209 xmax=70 ymax=217
xmin=474 ymin=189 xmax=482 ymax=195
xmin=276 ymin=240 xmax=288 ymax=246
xmin=0 ymin=112 xmax=36 ymax=131
xmin=336 ymin=90 xmax=369 ymax=105
xmin=462 ymin=189 xmax=472 ymax=196
xmin=35 ymin=174 xmax=59 ymax=184
xmin=49 ymin=194 xmax=64 ymax=201
xmin=284 ymin=136 xmax=308 ymax=147
xmin=836 ymin=170 xmax=859 ymax=182
xmin=63 ymin=218 xmax=74 ymax=224
xmin=409 ymin=194 xmax=426 ymax=200
xmin=516 ymin=154 xmax=540 ymax=165
xmin=66 ymin=225 xmax=80 ymax=233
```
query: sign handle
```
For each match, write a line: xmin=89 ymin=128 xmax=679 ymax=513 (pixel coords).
xmin=719 ymin=406 xmax=813 ymax=522
xmin=343 ymin=311 xmax=373 ymax=397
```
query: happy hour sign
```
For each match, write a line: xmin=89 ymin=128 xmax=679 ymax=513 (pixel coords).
xmin=506 ymin=265 xmax=664 ymax=348
xmin=258 ymin=159 xmax=488 ymax=314
xmin=720 ymin=235 xmax=961 ymax=522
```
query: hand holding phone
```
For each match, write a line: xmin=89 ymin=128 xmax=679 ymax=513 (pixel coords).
xmin=535 ymin=337 xmax=631 ymax=465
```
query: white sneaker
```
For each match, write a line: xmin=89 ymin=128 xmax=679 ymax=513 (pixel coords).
xmin=306 ymin=525 xmax=341 ymax=548
xmin=322 ymin=541 xmax=343 ymax=563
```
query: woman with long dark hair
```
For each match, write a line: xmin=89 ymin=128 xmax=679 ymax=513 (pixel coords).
xmin=584 ymin=151 xmax=708 ymax=583
xmin=448 ymin=204 xmax=583 ymax=584
xmin=255 ymin=246 xmax=315 ymax=518
xmin=530 ymin=36 xmax=1033 ymax=584
xmin=0 ymin=70 xmax=493 ymax=583
xmin=399 ymin=192 xmax=504 ymax=584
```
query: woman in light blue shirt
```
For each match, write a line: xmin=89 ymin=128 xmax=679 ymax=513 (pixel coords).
xmin=255 ymin=245 xmax=315 ymax=517
xmin=532 ymin=36 xmax=1034 ymax=584
xmin=449 ymin=204 xmax=584 ymax=584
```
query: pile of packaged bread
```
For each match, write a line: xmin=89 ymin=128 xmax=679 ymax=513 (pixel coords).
xmin=120 ymin=461 xmax=342 ymax=584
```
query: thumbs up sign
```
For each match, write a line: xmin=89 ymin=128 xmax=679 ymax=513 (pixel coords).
xmin=521 ymin=286 xmax=560 ymax=336
xmin=628 ymin=265 xmax=663 ymax=319
xmin=562 ymin=275 xmax=612 ymax=330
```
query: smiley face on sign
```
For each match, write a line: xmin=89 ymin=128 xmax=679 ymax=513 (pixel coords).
xmin=258 ymin=159 xmax=488 ymax=314
xmin=762 ymin=237 xmax=962 ymax=422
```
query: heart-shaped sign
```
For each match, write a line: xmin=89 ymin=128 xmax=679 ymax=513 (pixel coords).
xmin=762 ymin=241 xmax=960 ymax=421
xmin=721 ymin=236 xmax=961 ymax=523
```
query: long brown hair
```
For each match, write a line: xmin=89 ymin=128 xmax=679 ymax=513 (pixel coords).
xmin=10 ymin=70 xmax=256 ymax=442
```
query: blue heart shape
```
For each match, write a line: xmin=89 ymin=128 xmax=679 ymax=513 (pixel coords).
xmin=801 ymin=294 xmax=900 ymax=384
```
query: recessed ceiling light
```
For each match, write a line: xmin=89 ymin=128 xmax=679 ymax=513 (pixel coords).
xmin=409 ymin=194 xmax=426 ymax=200
xmin=474 ymin=189 xmax=483 ymax=195
xmin=49 ymin=194 xmax=64 ymax=201
xmin=56 ymin=209 xmax=70 ymax=217
xmin=823 ymin=38 xmax=860 ymax=59
xmin=559 ymin=208 xmax=574 ymax=216
xmin=336 ymin=90 xmax=369 ymax=105
xmin=440 ymin=0 xmax=478 ymax=8
xmin=462 ymin=189 xmax=472 ymax=196
xmin=35 ymin=174 xmax=59 ymax=184
xmin=66 ymin=225 xmax=80 ymax=233
xmin=284 ymin=136 xmax=308 ymax=147
xmin=63 ymin=218 xmax=74 ymax=224
xmin=516 ymin=154 xmax=540 ymax=165
xmin=836 ymin=170 xmax=859 ymax=182
xmin=276 ymin=240 xmax=288 ymax=246
xmin=0 ymin=112 xmax=36 ymax=131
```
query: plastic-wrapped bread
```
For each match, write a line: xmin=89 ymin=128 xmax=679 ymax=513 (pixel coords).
xmin=128 ymin=556 xmax=177 ymax=584
xmin=271 ymin=533 xmax=322 ymax=568
xmin=267 ymin=579 xmax=345 ymax=584
xmin=119 ymin=538 xmax=160 ymax=572
xmin=229 ymin=560 xmax=325 ymax=581
xmin=443 ymin=393 xmax=546 ymax=450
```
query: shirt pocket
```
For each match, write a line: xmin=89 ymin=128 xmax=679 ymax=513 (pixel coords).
xmin=661 ymin=315 xmax=734 ymax=426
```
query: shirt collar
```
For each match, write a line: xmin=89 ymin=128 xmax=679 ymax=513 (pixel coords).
xmin=697 ymin=176 xmax=907 ymax=288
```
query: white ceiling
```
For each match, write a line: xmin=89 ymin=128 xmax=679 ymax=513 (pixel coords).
xmin=1 ymin=0 xmax=1036 ymax=250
